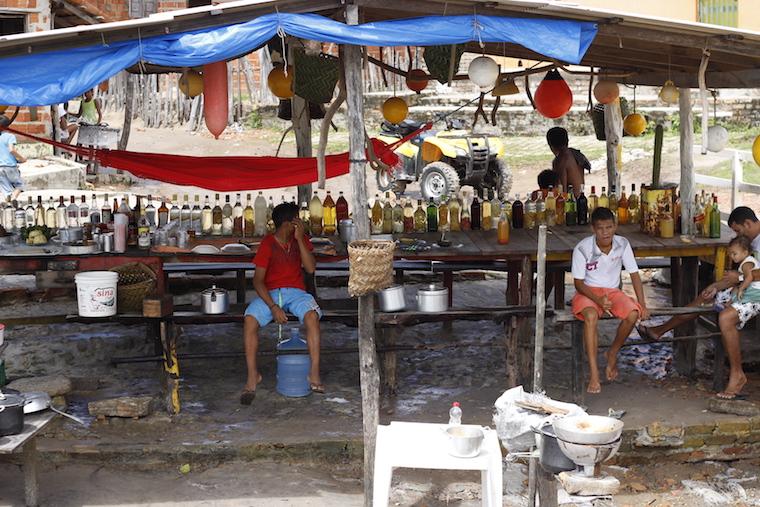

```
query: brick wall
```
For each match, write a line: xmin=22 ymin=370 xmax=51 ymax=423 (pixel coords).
xmin=157 ymin=0 xmax=186 ymax=12
xmin=81 ymin=0 xmax=129 ymax=21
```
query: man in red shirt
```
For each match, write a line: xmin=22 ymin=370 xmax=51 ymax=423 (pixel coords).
xmin=241 ymin=203 xmax=322 ymax=405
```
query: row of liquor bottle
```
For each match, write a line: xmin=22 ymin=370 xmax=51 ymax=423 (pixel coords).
xmin=0 ymin=191 xmax=353 ymax=238
xmin=367 ymin=184 xmax=643 ymax=235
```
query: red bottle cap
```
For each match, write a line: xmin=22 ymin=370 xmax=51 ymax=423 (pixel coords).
xmin=452 ymin=402 xmax=460 ymax=407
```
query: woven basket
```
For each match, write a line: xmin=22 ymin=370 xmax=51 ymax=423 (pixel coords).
xmin=110 ymin=262 xmax=157 ymax=313
xmin=347 ymin=240 xmax=395 ymax=297
xmin=294 ymin=51 xmax=340 ymax=104
xmin=591 ymin=97 xmax=630 ymax=141
xmin=423 ymin=45 xmax=465 ymax=84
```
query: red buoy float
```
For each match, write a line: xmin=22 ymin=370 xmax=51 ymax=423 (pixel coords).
xmin=534 ymin=70 xmax=573 ymax=119
xmin=203 ymin=61 xmax=228 ymax=139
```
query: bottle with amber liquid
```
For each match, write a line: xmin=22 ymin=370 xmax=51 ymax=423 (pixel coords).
xmin=608 ymin=185 xmax=619 ymax=216
xmin=598 ymin=186 xmax=609 ymax=209
xmin=524 ymin=195 xmax=536 ymax=230
xmin=322 ymin=191 xmax=337 ymax=235
xmin=511 ymin=193 xmax=524 ymax=229
xmin=481 ymin=190 xmax=492 ymax=230
xmin=232 ymin=194 xmax=244 ymax=236
xmin=628 ymin=184 xmax=639 ymax=225
xmin=403 ymin=199 xmax=414 ymax=233
xmin=497 ymin=209 xmax=510 ymax=244
xmin=371 ymin=194 xmax=383 ymax=235
xmin=555 ymin=186 xmax=566 ymax=226
xmin=448 ymin=193 xmax=461 ymax=231
xmin=470 ymin=193 xmax=481 ymax=230
xmin=588 ymin=185 xmax=598 ymax=216
xmin=438 ymin=196 xmax=449 ymax=232
xmin=158 ymin=199 xmax=169 ymax=227
xmin=382 ymin=192 xmax=393 ymax=234
xmin=460 ymin=205 xmax=471 ymax=231
xmin=617 ymin=186 xmax=629 ymax=225
xmin=392 ymin=200 xmax=404 ymax=234
xmin=299 ymin=201 xmax=310 ymax=235
xmin=673 ymin=191 xmax=682 ymax=235
xmin=426 ymin=198 xmax=438 ymax=232
xmin=211 ymin=194 xmax=223 ymax=235
xmin=244 ymin=194 xmax=255 ymax=238
xmin=535 ymin=191 xmax=546 ymax=226
xmin=545 ymin=187 xmax=556 ymax=226
xmin=414 ymin=199 xmax=427 ymax=233
xmin=336 ymin=191 xmax=349 ymax=223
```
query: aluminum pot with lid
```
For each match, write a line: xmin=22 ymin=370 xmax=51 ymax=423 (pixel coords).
xmin=201 ymin=285 xmax=229 ymax=314
xmin=0 ymin=392 xmax=25 ymax=436
xmin=416 ymin=284 xmax=449 ymax=313
xmin=338 ymin=219 xmax=357 ymax=244
xmin=378 ymin=285 xmax=405 ymax=312
xmin=58 ymin=227 xmax=84 ymax=244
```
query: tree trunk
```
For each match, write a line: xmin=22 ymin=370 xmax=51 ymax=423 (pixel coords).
xmin=118 ymin=73 xmax=134 ymax=151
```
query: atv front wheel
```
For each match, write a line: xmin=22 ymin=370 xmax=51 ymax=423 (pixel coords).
xmin=420 ymin=162 xmax=460 ymax=200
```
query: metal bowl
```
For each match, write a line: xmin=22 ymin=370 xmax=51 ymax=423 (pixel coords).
xmin=552 ymin=415 xmax=623 ymax=445
xmin=556 ymin=437 xmax=622 ymax=476
xmin=445 ymin=425 xmax=485 ymax=458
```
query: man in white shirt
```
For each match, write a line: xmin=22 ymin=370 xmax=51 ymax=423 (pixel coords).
xmin=572 ymin=207 xmax=649 ymax=394
xmin=638 ymin=206 xmax=760 ymax=400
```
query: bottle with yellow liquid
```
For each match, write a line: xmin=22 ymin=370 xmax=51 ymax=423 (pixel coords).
xmin=309 ymin=191 xmax=324 ymax=236
xmin=628 ymin=184 xmax=639 ymax=224
xmin=371 ymin=194 xmax=383 ymax=235
xmin=481 ymin=189 xmax=492 ymax=230
xmin=588 ymin=185 xmax=598 ymax=216
xmin=556 ymin=185 xmax=566 ymax=226
xmin=392 ymin=200 xmax=404 ymax=234
xmin=414 ymin=199 xmax=427 ymax=233
xmin=545 ymin=186 xmax=556 ymax=226
xmin=438 ymin=196 xmax=449 ymax=232
xmin=702 ymin=192 xmax=712 ymax=237
xmin=598 ymin=186 xmax=609 ymax=209
xmin=524 ymin=195 xmax=537 ymax=230
xmin=535 ymin=190 xmax=546 ymax=226
xmin=448 ymin=192 xmax=461 ymax=232
xmin=382 ymin=192 xmax=393 ymax=234
xmin=322 ymin=191 xmax=337 ymax=235
xmin=608 ymin=185 xmax=618 ymax=215
xmin=497 ymin=209 xmax=510 ymax=244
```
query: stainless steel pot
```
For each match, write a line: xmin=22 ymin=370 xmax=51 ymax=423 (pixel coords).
xmin=201 ymin=285 xmax=229 ymax=314
xmin=378 ymin=285 xmax=405 ymax=312
xmin=58 ymin=227 xmax=84 ymax=244
xmin=338 ymin=219 xmax=357 ymax=244
xmin=0 ymin=391 xmax=25 ymax=436
xmin=533 ymin=423 xmax=577 ymax=474
xmin=21 ymin=391 xmax=86 ymax=425
xmin=444 ymin=425 xmax=486 ymax=458
xmin=416 ymin=284 xmax=449 ymax=313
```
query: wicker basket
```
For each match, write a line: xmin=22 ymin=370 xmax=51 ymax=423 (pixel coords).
xmin=110 ymin=262 xmax=157 ymax=313
xmin=423 ymin=45 xmax=465 ymax=84
xmin=347 ymin=240 xmax=395 ymax=297
xmin=294 ymin=51 xmax=340 ymax=104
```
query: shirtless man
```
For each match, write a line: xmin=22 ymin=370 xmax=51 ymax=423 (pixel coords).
xmin=547 ymin=127 xmax=583 ymax=197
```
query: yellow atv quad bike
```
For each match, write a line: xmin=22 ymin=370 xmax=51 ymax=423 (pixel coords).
xmin=376 ymin=118 xmax=512 ymax=199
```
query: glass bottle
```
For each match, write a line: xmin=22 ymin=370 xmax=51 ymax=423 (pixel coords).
xmin=101 ymin=193 xmax=112 ymax=225
xmin=229 ymin=194 xmax=242 ymax=236
xmin=158 ymin=199 xmax=169 ymax=227
xmin=222 ymin=195 xmax=233 ymax=235
xmin=710 ymin=196 xmax=721 ymax=238
xmin=34 ymin=196 xmax=45 ymax=226
xmin=427 ymin=198 xmax=438 ymax=232
xmin=322 ymin=191 xmax=337 ymax=235
xmin=299 ymin=201 xmax=310 ymax=235
xmin=138 ymin=206 xmax=151 ymax=250
xmin=555 ymin=185 xmax=566 ymax=226
xmin=628 ymin=184 xmax=639 ymax=225
xmin=497 ymin=209 xmax=510 ymax=244
xmin=266 ymin=196 xmax=275 ymax=233
xmin=336 ymin=191 xmax=349 ymax=223
xmin=524 ymin=195 xmax=536 ymax=230
xmin=438 ymin=196 xmax=449 ymax=232
xmin=460 ymin=203 xmax=471 ymax=231
xmin=535 ymin=190 xmax=546 ymax=226
xmin=588 ymin=185 xmax=598 ymax=216
xmin=77 ymin=195 xmax=89 ymax=226
xmin=565 ymin=185 xmax=577 ymax=226
xmin=143 ymin=195 xmax=155 ymax=227
xmin=481 ymin=190 xmax=492 ymax=230
xmin=112 ymin=196 xmax=119 ymax=217
xmin=702 ymin=192 xmax=712 ymax=238
xmin=22 ymin=197 xmax=33 ymax=227
xmin=598 ymin=186 xmax=609 ymax=209
xmin=46 ymin=197 xmax=57 ymax=229
xmin=254 ymin=192 xmax=267 ymax=236
xmin=414 ymin=199 xmax=427 ymax=233
xmin=200 ymin=195 xmax=213 ymax=235
xmin=639 ymin=183 xmax=647 ymax=228
xmin=211 ymin=194 xmax=223 ymax=235
xmin=617 ymin=186 xmax=629 ymax=225
xmin=577 ymin=185 xmax=589 ymax=226
xmin=507 ymin=194 xmax=521 ymax=229
xmin=545 ymin=186 xmax=556 ymax=226
xmin=371 ymin=194 xmax=383 ymax=235
xmin=181 ymin=195 xmax=192 ymax=230
xmin=403 ymin=199 xmax=414 ymax=233
xmin=191 ymin=195 xmax=202 ymax=234
xmin=660 ymin=204 xmax=674 ymax=239
xmin=382 ymin=192 xmax=393 ymax=234
xmin=392 ymin=199 xmax=404 ymax=234
xmin=244 ymin=194 xmax=255 ymax=238
xmin=309 ymin=191 xmax=324 ymax=236
xmin=501 ymin=195 xmax=512 ymax=224
xmin=169 ymin=194 xmax=180 ymax=225
xmin=608 ymin=185 xmax=618 ymax=215
xmin=674 ymin=191 xmax=682 ymax=235
xmin=448 ymin=193 xmax=461 ymax=232
xmin=470 ymin=193 xmax=481 ymax=230
xmin=66 ymin=195 xmax=79 ymax=228
xmin=57 ymin=196 xmax=68 ymax=230
xmin=14 ymin=200 xmax=25 ymax=231
xmin=490 ymin=191 xmax=501 ymax=230
xmin=693 ymin=194 xmax=704 ymax=237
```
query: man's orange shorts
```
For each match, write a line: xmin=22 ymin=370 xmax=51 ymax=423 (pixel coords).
xmin=572 ymin=287 xmax=641 ymax=321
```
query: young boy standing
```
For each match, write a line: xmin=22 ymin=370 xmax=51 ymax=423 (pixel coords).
xmin=571 ymin=207 xmax=649 ymax=393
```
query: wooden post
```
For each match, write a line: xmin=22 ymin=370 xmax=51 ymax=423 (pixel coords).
xmin=290 ymin=43 xmax=313 ymax=205
xmin=698 ymin=50 xmax=710 ymax=155
xmin=679 ymin=88 xmax=695 ymax=234
xmin=603 ymin=98 xmax=623 ymax=192
xmin=345 ymin=6 xmax=379 ymax=507
xmin=23 ymin=438 xmax=38 ymax=507
xmin=674 ymin=257 xmax=698 ymax=376
xmin=533 ymin=225 xmax=547 ymax=392
xmin=118 ymin=73 xmax=134 ymax=151
xmin=517 ymin=256 xmax=534 ymax=388
xmin=731 ymin=151 xmax=742 ymax=209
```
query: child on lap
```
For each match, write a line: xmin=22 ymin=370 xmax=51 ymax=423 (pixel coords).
xmin=571 ymin=207 xmax=650 ymax=394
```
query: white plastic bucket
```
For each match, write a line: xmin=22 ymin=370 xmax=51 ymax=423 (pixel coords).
xmin=75 ymin=271 xmax=119 ymax=317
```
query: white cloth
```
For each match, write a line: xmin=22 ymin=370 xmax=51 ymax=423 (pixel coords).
xmin=751 ymin=233 xmax=760 ymax=258
xmin=571 ymin=234 xmax=638 ymax=288
xmin=738 ymin=255 xmax=760 ymax=290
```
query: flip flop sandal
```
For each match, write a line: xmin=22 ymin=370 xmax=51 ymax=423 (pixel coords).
xmin=635 ymin=324 xmax=660 ymax=342
xmin=310 ymin=383 xmax=325 ymax=395
xmin=716 ymin=392 xmax=748 ymax=401
xmin=240 ymin=390 xmax=256 ymax=405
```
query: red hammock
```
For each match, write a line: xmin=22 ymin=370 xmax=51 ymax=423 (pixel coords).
xmin=6 ymin=124 xmax=431 ymax=192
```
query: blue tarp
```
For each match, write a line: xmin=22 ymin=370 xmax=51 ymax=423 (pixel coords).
xmin=0 ymin=13 xmax=597 ymax=106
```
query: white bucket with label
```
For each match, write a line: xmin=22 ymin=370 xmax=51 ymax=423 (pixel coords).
xmin=75 ymin=271 xmax=118 ymax=317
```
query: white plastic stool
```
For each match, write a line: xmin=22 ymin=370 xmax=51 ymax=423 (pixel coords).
xmin=373 ymin=421 xmax=503 ymax=507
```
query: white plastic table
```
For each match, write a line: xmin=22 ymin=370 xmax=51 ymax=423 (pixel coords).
xmin=373 ymin=421 xmax=503 ymax=507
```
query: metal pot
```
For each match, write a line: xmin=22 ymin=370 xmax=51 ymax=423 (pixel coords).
xmin=378 ymin=285 xmax=405 ymax=312
xmin=0 ymin=391 xmax=25 ymax=436
xmin=533 ymin=423 xmax=577 ymax=474
xmin=58 ymin=227 xmax=84 ymax=244
xmin=201 ymin=285 xmax=229 ymax=315
xmin=552 ymin=415 xmax=624 ymax=445
xmin=338 ymin=219 xmax=357 ymax=244
xmin=416 ymin=284 xmax=449 ymax=313
xmin=444 ymin=425 xmax=486 ymax=458
xmin=21 ymin=391 xmax=86 ymax=425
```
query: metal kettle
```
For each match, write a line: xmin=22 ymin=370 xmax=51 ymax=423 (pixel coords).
xmin=200 ymin=285 xmax=230 ymax=314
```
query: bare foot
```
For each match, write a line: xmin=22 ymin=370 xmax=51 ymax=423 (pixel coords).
xmin=243 ymin=373 xmax=263 ymax=393
xmin=717 ymin=373 xmax=747 ymax=400
xmin=587 ymin=379 xmax=601 ymax=394
xmin=605 ymin=351 xmax=619 ymax=382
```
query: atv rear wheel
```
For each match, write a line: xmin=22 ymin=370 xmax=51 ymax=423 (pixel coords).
xmin=487 ymin=158 xmax=512 ymax=199
xmin=375 ymin=166 xmax=394 ymax=192
xmin=420 ymin=162 xmax=460 ymax=200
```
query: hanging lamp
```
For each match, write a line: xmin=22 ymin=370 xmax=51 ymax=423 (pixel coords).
xmin=534 ymin=69 xmax=573 ymax=119
xmin=659 ymin=55 xmax=679 ymax=104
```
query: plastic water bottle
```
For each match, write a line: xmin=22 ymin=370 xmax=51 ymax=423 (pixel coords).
xmin=448 ymin=402 xmax=462 ymax=425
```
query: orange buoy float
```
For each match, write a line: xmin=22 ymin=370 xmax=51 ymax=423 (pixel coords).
xmin=534 ymin=70 xmax=573 ymax=119
xmin=179 ymin=70 xmax=204 ymax=98
xmin=382 ymin=97 xmax=408 ymax=124
xmin=203 ymin=61 xmax=228 ymax=139
xmin=406 ymin=69 xmax=429 ymax=94
xmin=267 ymin=65 xmax=294 ymax=99
xmin=593 ymin=80 xmax=619 ymax=104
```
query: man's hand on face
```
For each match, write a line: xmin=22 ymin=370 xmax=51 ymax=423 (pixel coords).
xmin=292 ymin=218 xmax=305 ymax=242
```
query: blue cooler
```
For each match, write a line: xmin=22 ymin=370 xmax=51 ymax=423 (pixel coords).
xmin=276 ymin=329 xmax=311 ymax=397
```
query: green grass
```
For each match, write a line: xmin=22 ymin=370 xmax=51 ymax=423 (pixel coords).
xmin=698 ymin=160 xmax=760 ymax=184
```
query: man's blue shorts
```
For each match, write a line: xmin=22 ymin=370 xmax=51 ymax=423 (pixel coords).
xmin=244 ymin=288 xmax=322 ymax=327
xmin=0 ymin=165 xmax=22 ymax=196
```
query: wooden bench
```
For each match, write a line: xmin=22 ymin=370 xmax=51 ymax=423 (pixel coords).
xmin=554 ymin=307 xmax=722 ymax=404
